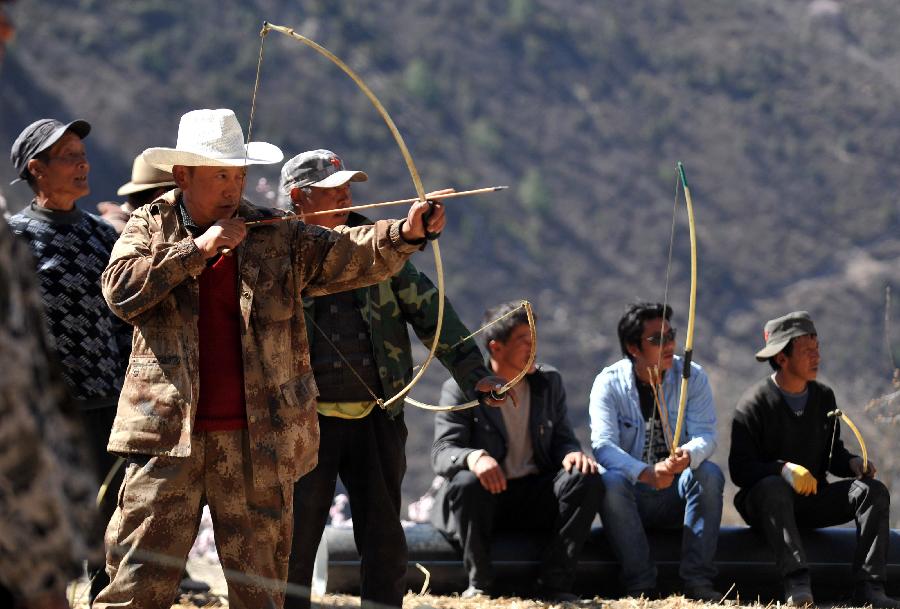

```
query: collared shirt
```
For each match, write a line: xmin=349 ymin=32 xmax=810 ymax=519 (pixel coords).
xmin=177 ymin=198 xmax=200 ymax=235
xmin=177 ymin=199 xmax=221 ymax=267
xmin=317 ymin=401 xmax=378 ymax=419
xmin=498 ymin=381 xmax=539 ymax=479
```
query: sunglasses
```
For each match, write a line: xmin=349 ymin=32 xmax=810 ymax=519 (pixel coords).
xmin=644 ymin=328 xmax=677 ymax=346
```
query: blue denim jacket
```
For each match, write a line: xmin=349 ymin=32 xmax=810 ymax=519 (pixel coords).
xmin=589 ymin=356 xmax=717 ymax=483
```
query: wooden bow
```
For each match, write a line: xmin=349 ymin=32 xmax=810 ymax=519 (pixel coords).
xmin=248 ymin=21 xmax=445 ymax=411
xmin=667 ymin=162 xmax=699 ymax=455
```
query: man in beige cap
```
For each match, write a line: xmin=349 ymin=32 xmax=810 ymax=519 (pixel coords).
xmin=730 ymin=311 xmax=897 ymax=607
xmin=94 ymin=108 xmax=446 ymax=609
xmin=98 ymin=155 xmax=178 ymax=233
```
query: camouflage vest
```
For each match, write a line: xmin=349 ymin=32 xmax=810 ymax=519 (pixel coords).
xmin=303 ymin=213 xmax=492 ymax=418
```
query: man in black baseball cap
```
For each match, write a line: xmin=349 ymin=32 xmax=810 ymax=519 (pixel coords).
xmin=729 ymin=311 xmax=897 ymax=607
xmin=8 ymin=115 xmax=130 ymax=603
xmin=10 ymin=118 xmax=90 ymax=187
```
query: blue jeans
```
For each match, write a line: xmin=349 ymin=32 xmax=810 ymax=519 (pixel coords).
xmin=599 ymin=460 xmax=724 ymax=591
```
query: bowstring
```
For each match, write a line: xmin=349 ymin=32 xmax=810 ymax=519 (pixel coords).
xmin=885 ymin=285 xmax=899 ymax=388
xmin=243 ymin=27 xmax=268 ymax=169
xmin=657 ymin=170 xmax=680 ymax=370
xmin=650 ymin=170 xmax=682 ymax=446
xmin=827 ymin=411 xmax=839 ymax=472
xmin=415 ymin=301 xmax=528 ymax=368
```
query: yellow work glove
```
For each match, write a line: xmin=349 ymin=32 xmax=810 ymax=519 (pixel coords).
xmin=781 ymin=462 xmax=818 ymax=496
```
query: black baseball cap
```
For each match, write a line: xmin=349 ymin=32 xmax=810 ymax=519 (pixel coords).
xmin=10 ymin=118 xmax=91 ymax=184
xmin=755 ymin=311 xmax=818 ymax=361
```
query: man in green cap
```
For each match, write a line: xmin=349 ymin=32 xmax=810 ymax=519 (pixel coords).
xmin=729 ymin=311 xmax=897 ymax=607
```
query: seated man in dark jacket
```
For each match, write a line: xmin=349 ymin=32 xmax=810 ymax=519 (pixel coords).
xmin=431 ymin=301 xmax=603 ymax=601
xmin=730 ymin=311 xmax=898 ymax=608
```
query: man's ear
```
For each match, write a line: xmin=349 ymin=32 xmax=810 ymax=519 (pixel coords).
xmin=774 ymin=352 xmax=787 ymax=369
xmin=290 ymin=187 xmax=306 ymax=206
xmin=26 ymin=158 xmax=44 ymax=181
xmin=487 ymin=339 xmax=501 ymax=356
xmin=172 ymin=165 xmax=189 ymax=189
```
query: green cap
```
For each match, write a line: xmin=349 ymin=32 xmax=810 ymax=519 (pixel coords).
xmin=755 ymin=311 xmax=817 ymax=361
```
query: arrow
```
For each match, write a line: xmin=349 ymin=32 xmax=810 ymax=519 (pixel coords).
xmin=244 ymin=185 xmax=507 ymax=227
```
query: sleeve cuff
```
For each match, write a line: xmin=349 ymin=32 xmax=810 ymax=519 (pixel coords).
xmin=177 ymin=237 xmax=208 ymax=277
xmin=627 ymin=460 xmax=648 ymax=484
xmin=390 ymin=219 xmax=426 ymax=253
xmin=466 ymin=449 xmax=487 ymax=470
xmin=682 ymin=440 xmax=703 ymax=469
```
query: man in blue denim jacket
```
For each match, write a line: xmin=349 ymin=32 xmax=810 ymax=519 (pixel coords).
xmin=589 ymin=302 xmax=724 ymax=600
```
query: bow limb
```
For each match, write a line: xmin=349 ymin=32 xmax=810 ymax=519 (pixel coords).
xmin=842 ymin=411 xmax=869 ymax=473
xmin=829 ymin=409 xmax=869 ymax=473
xmin=259 ymin=22 xmax=445 ymax=410
xmin=670 ymin=162 xmax=698 ymax=456
xmin=494 ymin=300 xmax=538 ymax=393
xmin=403 ymin=301 xmax=537 ymax=412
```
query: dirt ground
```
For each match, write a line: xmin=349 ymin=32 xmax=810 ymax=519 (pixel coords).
xmin=67 ymin=556 xmax=862 ymax=609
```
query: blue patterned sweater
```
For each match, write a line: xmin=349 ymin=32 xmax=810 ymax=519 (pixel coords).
xmin=9 ymin=203 xmax=130 ymax=409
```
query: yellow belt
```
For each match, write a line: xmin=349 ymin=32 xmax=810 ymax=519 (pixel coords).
xmin=317 ymin=400 xmax=377 ymax=419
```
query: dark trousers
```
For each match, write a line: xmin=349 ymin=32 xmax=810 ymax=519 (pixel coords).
xmin=0 ymin=584 xmax=12 ymax=608
xmin=82 ymin=406 xmax=124 ymax=603
xmin=444 ymin=468 xmax=603 ymax=592
xmin=286 ymin=409 xmax=407 ymax=609
xmin=737 ymin=475 xmax=891 ymax=581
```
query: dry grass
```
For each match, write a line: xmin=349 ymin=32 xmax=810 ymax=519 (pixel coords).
xmin=70 ymin=586 xmax=868 ymax=609
xmin=69 ymin=576 xmax=865 ymax=609
xmin=309 ymin=594 xmax=855 ymax=609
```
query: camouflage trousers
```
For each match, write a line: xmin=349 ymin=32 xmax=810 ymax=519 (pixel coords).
xmin=94 ymin=429 xmax=293 ymax=609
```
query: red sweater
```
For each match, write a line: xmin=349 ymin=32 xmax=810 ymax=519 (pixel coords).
xmin=195 ymin=254 xmax=247 ymax=431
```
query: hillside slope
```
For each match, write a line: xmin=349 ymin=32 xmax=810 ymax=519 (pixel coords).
xmin=3 ymin=0 xmax=900 ymax=521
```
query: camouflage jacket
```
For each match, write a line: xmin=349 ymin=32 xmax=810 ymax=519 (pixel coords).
xmin=0 ymin=214 xmax=99 ymax=601
xmin=304 ymin=213 xmax=492 ymax=418
xmin=101 ymin=190 xmax=418 ymax=487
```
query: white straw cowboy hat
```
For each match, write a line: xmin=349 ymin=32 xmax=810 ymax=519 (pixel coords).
xmin=116 ymin=154 xmax=177 ymax=196
xmin=142 ymin=108 xmax=283 ymax=172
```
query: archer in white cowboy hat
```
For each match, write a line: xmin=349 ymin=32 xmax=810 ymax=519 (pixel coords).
xmin=95 ymin=108 xmax=446 ymax=609
xmin=142 ymin=107 xmax=283 ymax=172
